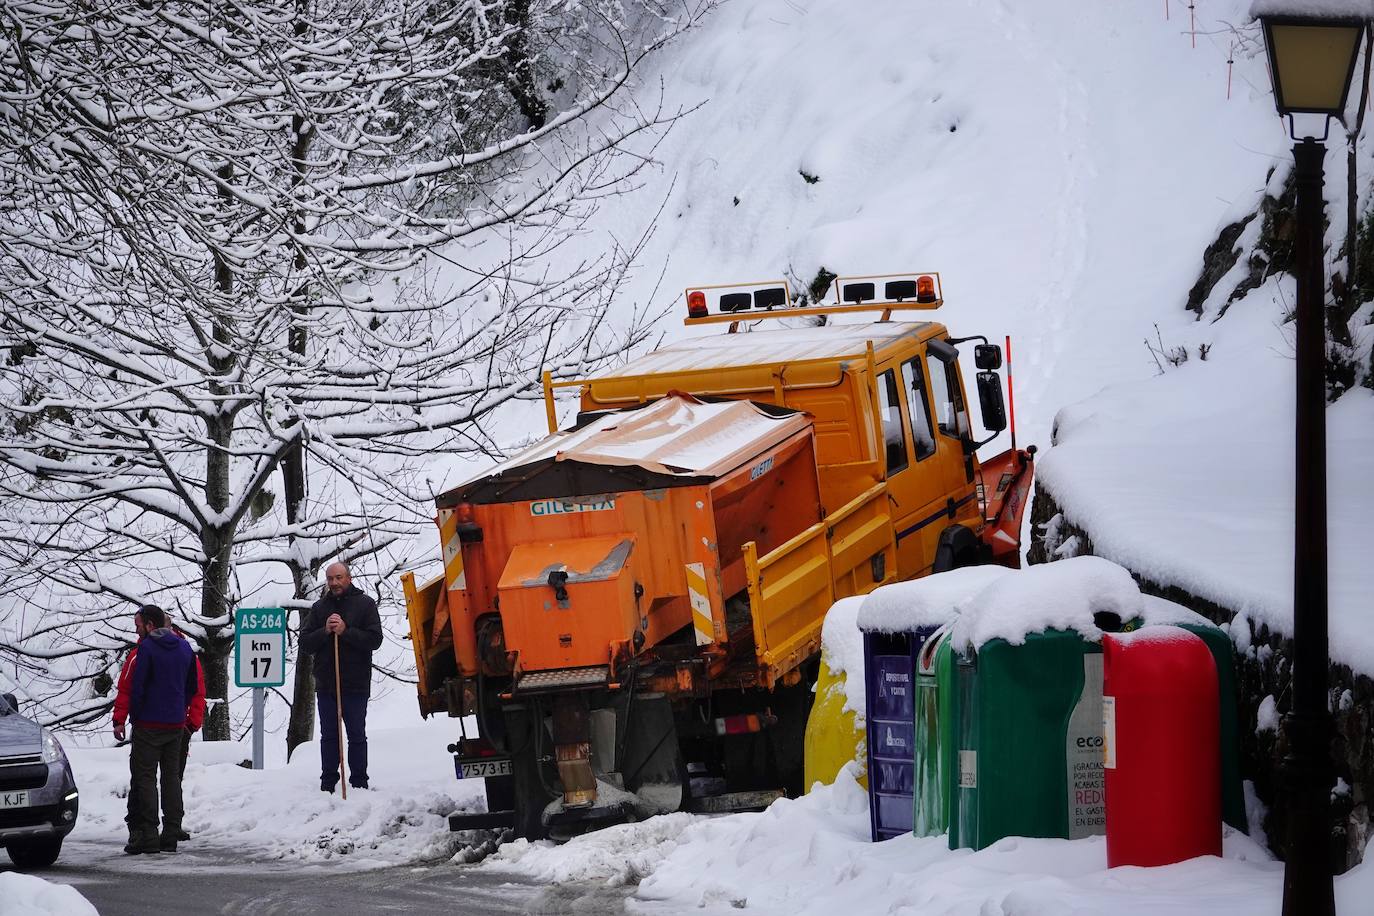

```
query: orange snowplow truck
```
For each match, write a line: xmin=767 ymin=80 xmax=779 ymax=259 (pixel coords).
xmin=401 ymin=273 xmax=1034 ymax=840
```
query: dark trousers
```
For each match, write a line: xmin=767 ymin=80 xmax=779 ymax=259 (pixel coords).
xmin=179 ymin=727 xmax=192 ymax=778
xmin=127 ymin=727 xmax=184 ymax=839
xmin=318 ymin=691 xmax=369 ymax=788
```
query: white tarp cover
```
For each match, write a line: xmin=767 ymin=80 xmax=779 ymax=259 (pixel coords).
xmin=468 ymin=392 xmax=812 ymax=482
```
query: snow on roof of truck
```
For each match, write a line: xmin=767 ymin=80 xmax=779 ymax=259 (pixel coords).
xmin=605 ymin=321 xmax=935 ymax=376
xmin=459 ymin=391 xmax=811 ymax=486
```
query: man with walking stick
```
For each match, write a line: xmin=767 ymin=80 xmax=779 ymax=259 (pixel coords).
xmin=301 ymin=562 xmax=384 ymax=794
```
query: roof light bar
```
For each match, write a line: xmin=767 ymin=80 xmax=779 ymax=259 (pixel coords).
xmin=832 ymin=272 xmax=942 ymax=307
xmin=682 ymin=280 xmax=792 ymax=319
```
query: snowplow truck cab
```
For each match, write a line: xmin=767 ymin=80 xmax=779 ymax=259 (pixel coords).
xmin=401 ymin=272 xmax=1034 ymax=840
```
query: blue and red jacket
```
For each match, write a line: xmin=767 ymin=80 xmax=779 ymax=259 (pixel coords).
xmin=113 ymin=638 xmax=205 ymax=731
xmin=125 ymin=628 xmax=199 ymax=730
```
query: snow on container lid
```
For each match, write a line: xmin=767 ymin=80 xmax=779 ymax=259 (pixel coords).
xmin=855 ymin=566 xmax=1011 ymax=634
xmin=949 ymin=556 xmax=1145 ymax=654
xmin=819 ymin=595 xmax=868 ymax=714
xmin=1137 ymin=594 xmax=1222 ymax=632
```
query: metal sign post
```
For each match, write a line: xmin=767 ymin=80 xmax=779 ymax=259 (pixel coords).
xmin=234 ymin=607 xmax=287 ymax=770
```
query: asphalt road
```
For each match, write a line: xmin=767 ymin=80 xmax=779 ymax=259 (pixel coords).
xmin=4 ymin=839 xmax=637 ymax=916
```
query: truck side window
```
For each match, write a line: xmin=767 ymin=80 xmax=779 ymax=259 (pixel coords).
xmin=926 ymin=355 xmax=969 ymax=439
xmin=877 ymin=369 xmax=909 ymax=475
xmin=901 ymin=358 xmax=936 ymax=461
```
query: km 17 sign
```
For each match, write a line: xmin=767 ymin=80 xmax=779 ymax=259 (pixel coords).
xmin=234 ymin=607 xmax=287 ymax=688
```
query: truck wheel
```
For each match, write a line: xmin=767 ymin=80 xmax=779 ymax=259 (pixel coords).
xmin=767 ymin=660 xmax=819 ymax=797
xmin=6 ymin=838 xmax=62 ymax=870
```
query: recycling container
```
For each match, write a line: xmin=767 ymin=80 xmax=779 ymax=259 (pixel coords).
xmin=1174 ymin=621 xmax=1247 ymax=833
xmin=947 ymin=629 xmax=1107 ymax=851
xmin=863 ymin=625 xmax=941 ymax=841
xmin=911 ymin=626 xmax=956 ymax=837
xmin=1103 ymin=627 xmax=1221 ymax=866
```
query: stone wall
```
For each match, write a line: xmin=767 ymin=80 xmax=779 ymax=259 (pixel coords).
xmin=1028 ymin=485 xmax=1372 ymax=873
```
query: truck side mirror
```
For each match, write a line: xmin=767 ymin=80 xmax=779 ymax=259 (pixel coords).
xmin=976 ymin=371 xmax=1007 ymax=432
xmin=974 ymin=344 xmax=1002 ymax=370
xmin=1 ymin=692 xmax=17 ymax=714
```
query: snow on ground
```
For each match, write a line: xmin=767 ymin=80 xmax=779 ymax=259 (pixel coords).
xmin=468 ymin=765 xmax=1374 ymax=915
xmin=63 ymin=717 xmax=483 ymax=870
xmin=1038 ymin=278 xmax=1374 ymax=670
xmin=524 ymin=0 xmax=1288 ymax=465
xmin=0 ymin=872 xmax=97 ymax=916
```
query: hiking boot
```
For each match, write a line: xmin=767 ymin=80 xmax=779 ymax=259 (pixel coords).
xmin=174 ymin=827 xmax=191 ymax=842
xmin=349 ymin=780 xmax=369 ymax=791
xmin=123 ymin=834 xmax=160 ymax=855
xmin=320 ymin=779 xmax=336 ymax=794
xmin=158 ymin=834 xmax=178 ymax=854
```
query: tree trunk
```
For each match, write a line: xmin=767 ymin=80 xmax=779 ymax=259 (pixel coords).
xmin=503 ymin=0 xmax=547 ymax=130
xmin=283 ymin=17 xmax=318 ymax=758
xmin=202 ymin=165 xmax=237 ymax=742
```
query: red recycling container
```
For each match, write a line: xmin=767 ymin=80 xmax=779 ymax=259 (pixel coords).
xmin=1103 ymin=627 xmax=1221 ymax=867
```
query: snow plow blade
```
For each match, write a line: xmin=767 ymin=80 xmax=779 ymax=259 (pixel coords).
xmin=448 ymin=810 xmax=516 ymax=832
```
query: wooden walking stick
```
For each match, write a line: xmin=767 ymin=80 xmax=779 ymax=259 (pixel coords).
xmin=334 ymin=632 xmax=347 ymax=800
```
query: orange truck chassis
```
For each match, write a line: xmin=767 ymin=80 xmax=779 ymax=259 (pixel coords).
xmin=402 ymin=273 xmax=1034 ymax=840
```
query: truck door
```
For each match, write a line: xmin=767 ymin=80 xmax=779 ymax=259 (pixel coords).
xmin=882 ymin=355 xmax=964 ymax=577
xmin=922 ymin=349 xmax=983 ymax=541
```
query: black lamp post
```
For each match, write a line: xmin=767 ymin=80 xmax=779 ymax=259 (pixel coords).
xmin=1253 ymin=8 xmax=1366 ymax=915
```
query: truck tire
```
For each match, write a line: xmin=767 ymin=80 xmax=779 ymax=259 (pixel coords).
xmin=767 ymin=659 xmax=819 ymax=797
xmin=6 ymin=838 xmax=62 ymax=870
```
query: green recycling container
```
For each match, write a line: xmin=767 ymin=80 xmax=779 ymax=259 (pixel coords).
xmin=911 ymin=627 xmax=956 ymax=837
xmin=1175 ymin=621 xmax=1247 ymax=834
xmin=947 ymin=629 xmax=1107 ymax=851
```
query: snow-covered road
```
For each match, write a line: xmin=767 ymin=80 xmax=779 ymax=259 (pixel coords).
xmin=3 ymin=838 xmax=633 ymax=916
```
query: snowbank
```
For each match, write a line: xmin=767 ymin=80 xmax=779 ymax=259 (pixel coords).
xmin=65 ymin=718 xmax=485 ymax=870
xmin=1038 ymin=281 xmax=1374 ymax=671
xmin=854 ymin=566 xmax=1009 ymax=634
xmin=474 ymin=765 xmax=1374 ymax=915
xmin=949 ymin=556 xmax=1144 ymax=653
xmin=0 ymin=872 xmax=97 ymax=916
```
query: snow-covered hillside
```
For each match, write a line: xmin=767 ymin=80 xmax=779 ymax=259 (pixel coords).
xmin=529 ymin=0 xmax=1289 ymax=453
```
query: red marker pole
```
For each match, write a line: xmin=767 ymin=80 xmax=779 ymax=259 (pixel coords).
xmin=1005 ymin=335 xmax=1017 ymax=453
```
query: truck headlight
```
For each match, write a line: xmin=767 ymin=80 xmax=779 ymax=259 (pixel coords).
xmin=40 ymin=728 xmax=64 ymax=763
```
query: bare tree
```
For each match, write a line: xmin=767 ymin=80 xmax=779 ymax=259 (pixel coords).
xmin=0 ymin=0 xmax=710 ymax=740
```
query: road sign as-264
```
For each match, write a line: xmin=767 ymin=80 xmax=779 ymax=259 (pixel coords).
xmin=235 ymin=607 xmax=287 ymax=688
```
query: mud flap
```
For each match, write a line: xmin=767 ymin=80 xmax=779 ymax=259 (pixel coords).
xmin=619 ymin=691 xmax=685 ymax=816
xmin=503 ymin=702 xmax=557 ymax=841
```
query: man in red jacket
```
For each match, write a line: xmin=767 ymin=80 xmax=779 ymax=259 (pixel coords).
xmin=113 ymin=611 xmax=205 ymax=844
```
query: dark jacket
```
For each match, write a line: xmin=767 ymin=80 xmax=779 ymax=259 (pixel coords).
xmin=301 ymin=586 xmax=383 ymax=696
xmin=128 ymin=628 xmax=198 ymax=729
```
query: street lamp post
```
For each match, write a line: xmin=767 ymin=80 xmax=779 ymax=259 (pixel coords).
xmin=1252 ymin=6 xmax=1366 ymax=915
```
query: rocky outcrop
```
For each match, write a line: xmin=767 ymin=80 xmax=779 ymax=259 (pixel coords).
xmin=1028 ymin=484 xmax=1372 ymax=873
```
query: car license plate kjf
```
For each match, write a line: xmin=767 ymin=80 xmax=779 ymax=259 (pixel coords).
xmin=0 ymin=790 xmax=30 ymax=808
xmin=455 ymin=756 xmax=512 ymax=780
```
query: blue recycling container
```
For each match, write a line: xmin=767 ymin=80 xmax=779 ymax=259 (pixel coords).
xmin=863 ymin=626 xmax=940 ymax=841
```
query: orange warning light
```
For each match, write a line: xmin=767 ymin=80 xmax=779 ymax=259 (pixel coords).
xmin=686 ymin=290 xmax=708 ymax=317
xmin=915 ymin=275 xmax=937 ymax=304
